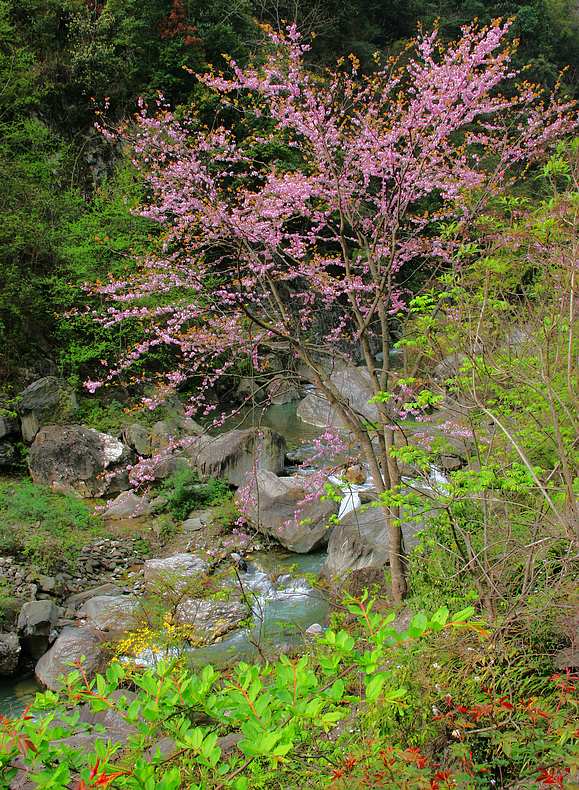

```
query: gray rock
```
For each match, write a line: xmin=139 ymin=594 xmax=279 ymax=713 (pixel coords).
xmin=132 ymin=453 xmax=188 ymax=483
xmin=64 ymin=583 xmax=122 ymax=611
xmin=35 ymin=627 xmax=106 ymax=691
xmin=37 ymin=575 xmax=57 ymax=593
xmin=239 ymin=469 xmax=337 ymax=553
xmin=438 ymin=454 xmax=464 ymax=472
xmin=122 ymin=423 xmax=152 ymax=456
xmin=268 ymin=377 xmax=301 ymax=405
xmin=102 ymin=490 xmax=152 ymax=520
xmin=81 ymin=596 xmax=139 ymax=632
xmin=18 ymin=377 xmax=78 ymax=443
xmin=28 ymin=425 xmax=133 ymax=497
xmin=296 ymin=366 xmax=382 ymax=429
xmin=0 ymin=633 xmax=21 ymax=675
xmin=18 ymin=600 xmax=59 ymax=638
xmin=183 ymin=427 xmax=286 ymax=487
xmin=305 ymin=623 xmax=324 ymax=636
xmin=322 ymin=504 xmax=420 ymax=579
xmin=143 ymin=553 xmax=208 ymax=593
xmin=182 ymin=510 xmax=212 ymax=532
xmin=175 ymin=599 xmax=247 ymax=640
xmin=0 ymin=414 xmax=19 ymax=440
xmin=149 ymin=416 xmax=204 ymax=454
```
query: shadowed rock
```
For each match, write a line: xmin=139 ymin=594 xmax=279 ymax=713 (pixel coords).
xmin=240 ymin=469 xmax=337 ymax=553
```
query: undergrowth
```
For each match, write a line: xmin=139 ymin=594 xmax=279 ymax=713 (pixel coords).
xmin=0 ymin=479 xmax=103 ymax=573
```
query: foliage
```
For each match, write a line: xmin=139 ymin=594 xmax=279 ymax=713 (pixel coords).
xmin=0 ymin=479 xmax=103 ymax=572
xmin=159 ymin=468 xmax=232 ymax=520
xmin=0 ymin=579 xmax=19 ymax=630
xmin=1 ymin=600 xmax=577 ymax=787
xmin=396 ymin=140 xmax=578 ymax=618
xmin=91 ymin=22 xmax=575 ymax=603
xmin=0 ymin=601 xmax=483 ymax=788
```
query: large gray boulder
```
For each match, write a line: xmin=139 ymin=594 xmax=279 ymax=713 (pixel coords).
xmin=35 ymin=627 xmax=106 ymax=691
xmin=102 ymin=490 xmax=152 ymax=520
xmin=0 ymin=633 xmax=21 ymax=675
xmin=184 ymin=428 xmax=286 ymax=487
xmin=0 ymin=413 xmax=19 ymax=440
xmin=64 ymin=583 xmax=122 ymax=611
xmin=18 ymin=377 xmax=78 ymax=443
xmin=240 ymin=469 xmax=337 ymax=553
xmin=17 ymin=600 xmax=60 ymax=659
xmin=267 ymin=377 xmax=301 ymax=405
xmin=150 ymin=416 xmax=203 ymax=453
xmin=122 ymin=423 xmax=152 ymax=456
xmin=322 ymin=504 xmax=420 ymax=579
xmin=81 ymin=595 xmax=139 ymax=632
xmin=175 ymin=599 xmax=247 ymax=641
xmin=296 ymin=366 xmax=380 ymax=429
xmin=143 ymin=553 xmax=208 ymax=593
xmin=28 ymin=425 xmax=133 ymax=497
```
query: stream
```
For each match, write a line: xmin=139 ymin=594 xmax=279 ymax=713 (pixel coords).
xmin=0 ymin=400 xmax=327 ymax=715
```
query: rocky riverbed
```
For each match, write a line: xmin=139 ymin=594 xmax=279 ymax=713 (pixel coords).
xmin=0 ymin=369 xmax=469 ymax=713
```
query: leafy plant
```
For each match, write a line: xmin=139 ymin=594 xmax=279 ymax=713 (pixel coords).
xmin=159 ymin=468 xmax=231 ymax=521
xmin=0 ymin=479 xmax=103 ymax=572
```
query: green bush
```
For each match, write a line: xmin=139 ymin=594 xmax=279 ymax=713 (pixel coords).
xmin=1 ymin=599 xmax=576 ymax=788
xmin=159 ymin=468 xmax=231 ymax=521
xmin=0 ymin=479 xmax=103 ymax=572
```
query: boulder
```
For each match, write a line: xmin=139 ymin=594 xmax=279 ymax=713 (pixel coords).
xmin=143 ymin=553 xmax=208 ymax=593
xmin=240 ymin=469 xmax=337 ymax=553
xmin=128 ymin=452 xmax=188 ymax=485
xmin=297 ymin=366 xmax=381 ymax=429
xmin=102 ymin=491 xmax=152 ymax=520
xmin=322 ymin=504 xmax=420 ymax=579
xmin=0 ymin=633 xmax=21 ymax=675
xmin=17 ymin=600 xmax=60 ymax=659
xmin=18 ymin=377 xmax=78 ymax=443
xmin=183 ymin=509 xmax=212 ymax=532
xmin=35 ymin=627 xmax=106 ymax=691
xmin=237 ymin=376 xmax=267 ymax=402
xmin=438 ymin=453 xmax=465 ymax=473
xmin=184 ymin=427 xmax=286 ymax=487
xmin=0 ymin=413 xmax=19 ymax=440
xmin=28 ymin=425 xmax=133 ymax=497
xmin=122 ymin=423 xmax=152 ymax=456
xmin=64 ymin=583 xmax=122 ymax=611
xmin=149 ymin=416 xmax=204 ymax=454
xmin=175 ymin=599 xmax=247 ymax=640
xmin=267 ymin=377 xmax=301 ymax=405
xmin=81 ymin=596 xmax=139 ymax=632
xmin=0 ymin=440 xmax=18 ymax=468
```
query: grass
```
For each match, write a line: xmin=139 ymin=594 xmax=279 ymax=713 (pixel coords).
xmin=0 ymin=477 xmax=104 ymax=573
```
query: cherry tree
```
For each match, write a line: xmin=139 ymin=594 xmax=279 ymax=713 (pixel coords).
xmin=91 ymin=22 xmax=576 ymax=600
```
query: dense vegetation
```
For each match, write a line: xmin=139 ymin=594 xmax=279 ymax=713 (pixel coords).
xmin=0 ymin=2 xmax=577 ymax=789
xmin=1 ymin=0 xmax=577 ymax=380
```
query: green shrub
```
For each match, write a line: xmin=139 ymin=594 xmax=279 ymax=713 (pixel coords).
xmin=159 ymin=468 xmax=231 ymax=521
xmin=0 ymin=478 xmax=103 ymax=572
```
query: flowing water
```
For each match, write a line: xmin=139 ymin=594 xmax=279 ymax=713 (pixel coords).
xmin=130 ymin=549 xmax=329 ymax=670
xmin=213 ymin=399 xmax=322 ymax=448
xmin=0 ymin=395 xmax=438 ymax=714
xmin=0 ymin=676 xmax=40 ymax=717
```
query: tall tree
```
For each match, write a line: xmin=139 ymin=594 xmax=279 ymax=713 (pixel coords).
xmin=91 ymin=23 xmax=575 ymax=600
